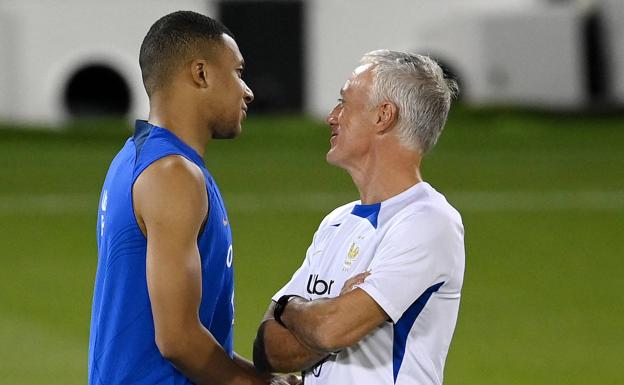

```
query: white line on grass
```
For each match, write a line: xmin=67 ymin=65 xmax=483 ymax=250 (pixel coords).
xmin=447 ymin=191 xmax=624 ymax=212
xmin=0 ymin=193 xmax=94 ymax=215
xmin=1 ymin=190 xmax=623 ymax=215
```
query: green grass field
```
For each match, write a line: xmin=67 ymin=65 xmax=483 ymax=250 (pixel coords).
xmin=1 ymin=109 xmax=623 ymax=384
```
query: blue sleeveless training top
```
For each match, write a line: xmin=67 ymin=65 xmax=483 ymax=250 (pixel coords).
xmin=89 ymin=120 xmax=234 ymax=385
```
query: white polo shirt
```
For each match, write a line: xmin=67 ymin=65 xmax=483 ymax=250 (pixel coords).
xmin=273 ymin=182 xmax=465 ymax=385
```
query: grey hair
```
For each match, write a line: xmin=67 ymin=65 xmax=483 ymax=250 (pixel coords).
xmin=360 ymin=50 xmax=458 ymax=154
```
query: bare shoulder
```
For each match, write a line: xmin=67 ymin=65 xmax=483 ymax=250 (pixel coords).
xmin=133 ymin=155 xmax=208 ymax=231
xmin=140 ymin=155 xmax=204 ymax=185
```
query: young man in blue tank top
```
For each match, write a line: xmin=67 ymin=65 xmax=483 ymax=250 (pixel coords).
xmin=89 ymin=11 xmax=297 ymax=385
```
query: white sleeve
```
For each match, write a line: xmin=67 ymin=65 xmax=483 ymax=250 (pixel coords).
xmin=357 ymin=211 xmax=463 ymax=322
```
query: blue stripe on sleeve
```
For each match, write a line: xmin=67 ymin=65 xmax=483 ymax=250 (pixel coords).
xmin=392 ymin=282 xmax=444 ymax=383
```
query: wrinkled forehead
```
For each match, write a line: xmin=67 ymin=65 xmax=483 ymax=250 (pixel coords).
xmin=354 ymin=63 xmax=374 ymax=77
xmin=342 ymin=63 xmax=375 ymax=94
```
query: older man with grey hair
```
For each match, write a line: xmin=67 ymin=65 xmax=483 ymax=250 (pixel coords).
xmin=253 ymin=50 xmax=465 ymax=385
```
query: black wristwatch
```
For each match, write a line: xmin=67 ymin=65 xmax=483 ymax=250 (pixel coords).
xmin=273 ymin=294 xmax=303 ymax=327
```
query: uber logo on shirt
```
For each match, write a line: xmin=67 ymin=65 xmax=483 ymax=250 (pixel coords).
xmin=306 ymin=274 xmax=334 ymax=295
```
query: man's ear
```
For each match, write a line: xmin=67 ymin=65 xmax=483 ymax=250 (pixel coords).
xmin=190 ymin=59 xmax=210 ymax=88
xmin=375 ymin=101 xmax=398 ymax=134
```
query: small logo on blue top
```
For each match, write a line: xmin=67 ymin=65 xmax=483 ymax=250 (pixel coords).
xmin=226 ymin=244 xmax=233 ymax=268
xmin=101 ymin=190 xmax=108 ymax=211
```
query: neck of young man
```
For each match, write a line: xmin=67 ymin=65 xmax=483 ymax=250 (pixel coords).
xmin=147 ymin=97 xmax=211 ymax=159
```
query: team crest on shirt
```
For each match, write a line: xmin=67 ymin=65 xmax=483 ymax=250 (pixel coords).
xmin=343 ymin=242 xmax=360 ymax=271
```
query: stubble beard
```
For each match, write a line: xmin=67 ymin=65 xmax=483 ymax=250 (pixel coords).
xmin=211 ymin=116 xmax=241 ymax=139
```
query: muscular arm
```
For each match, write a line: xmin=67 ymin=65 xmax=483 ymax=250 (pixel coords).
xmin=254 ymin=272 xmax=377 ymax=372
xmin=134 ymin=155 xmax=265 ymax=385
xmin=253 ymin=302 xmax=327 ymax=373
xmin=280 ymin=288 xmax=388 ymax=354
xmin=234 ymin=354 xmax=272 ymax=381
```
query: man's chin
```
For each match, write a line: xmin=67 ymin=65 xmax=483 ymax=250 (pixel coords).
xmin=326 ymin=151 xmax=342 ymax=167
xmin=212 ymin=125 xmax=242 ymax=140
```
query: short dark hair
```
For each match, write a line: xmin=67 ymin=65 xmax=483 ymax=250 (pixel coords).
xmin=139 ymin=11 xmax=234 ymax=96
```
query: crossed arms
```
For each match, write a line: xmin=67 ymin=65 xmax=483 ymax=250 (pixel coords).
xmin=253 ymin=273 xmax=389 ymax=373
xmin=135 ymin=155 xmax=391 ymax=380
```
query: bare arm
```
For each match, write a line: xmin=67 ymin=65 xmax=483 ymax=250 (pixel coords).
xmin=233 ymin=354 xmax=272 ymax=381
xmin=253 ymin=302 xmax=327 ymax=373
xmin=253 ymin=271 xmax=374 ymax=372
xmin=279 ymin=288 xmax=388 ymax=354
xmin=134 ymin=155 xmax=266 ymax=385
xmin=235 ymin=352 xmax=301 ymax=385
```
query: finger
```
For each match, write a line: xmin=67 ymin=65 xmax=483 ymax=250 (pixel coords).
xmin=345 ymin=272 xmax=368 ymax=285
xmin=340 ymin=270 xmax=373 ymax=294
xmin=286 ymin=374 xmax=302 ymax=385
xmin=347 ymin=271 xmax=371 ymax=285
xmin=350 ymin=271 xmax=371 ymax=283
xmin=340 ymin=278 xmax=364 ymax=294
xmin=270 ymin=374 xmax=301 ymax=385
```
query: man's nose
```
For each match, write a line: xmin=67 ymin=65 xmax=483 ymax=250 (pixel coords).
xmin=244 ymin=84 xmax=254 ymax=104
xmin=326 ymin=105 xmax=339 ymax=125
